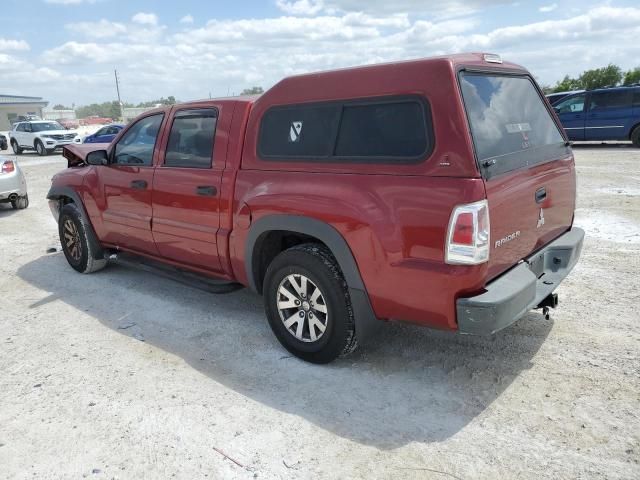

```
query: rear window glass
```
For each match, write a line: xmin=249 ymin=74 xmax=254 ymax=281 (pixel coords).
xmin=259 ymin=104 xmax=340 ymax=158
xmin=459 ymin=73 xmax=565 ymax=176
xmin=258 ymin=96 xmax=432 ymax=162
xmin=589 ymin=90 xmax=633 ymax=110
xmin=335 ymin=102 xmax=428 ymax=157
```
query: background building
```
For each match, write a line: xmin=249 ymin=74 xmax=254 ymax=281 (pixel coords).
xmin=0 ymin=94 xmax=49 ymax=130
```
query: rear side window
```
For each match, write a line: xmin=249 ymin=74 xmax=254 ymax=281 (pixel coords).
xmin=459 ymin=73 xmax=565 ymax=177
xmin=589 ymin=90 xmax=633 ymax=111
xmin=164 ymin=108 xmax=218 ymax=168
xmin=258 ymin=96 xmax=432 ymax=163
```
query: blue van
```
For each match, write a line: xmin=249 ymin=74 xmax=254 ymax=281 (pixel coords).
xmin=553 ymin=85 xmax=640 ymax=147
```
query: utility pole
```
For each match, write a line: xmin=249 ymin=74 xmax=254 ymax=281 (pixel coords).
xmin=114 ymin=69 xmax=123 ymax=120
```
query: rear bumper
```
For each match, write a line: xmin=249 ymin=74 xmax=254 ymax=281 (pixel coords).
xmin=456 ymin=227 xmax=584 ymax=335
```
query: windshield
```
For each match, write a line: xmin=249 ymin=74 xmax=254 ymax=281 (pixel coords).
xmin=459 ymin=73 xmax=565 ymax=176
xmin=31 ymin=122 xmax=64 ymax=132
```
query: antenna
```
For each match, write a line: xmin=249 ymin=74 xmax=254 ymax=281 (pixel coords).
xmin=114 ymin=69 xmax=123 ymax=120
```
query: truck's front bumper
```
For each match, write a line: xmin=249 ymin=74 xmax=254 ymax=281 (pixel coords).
xmin=457 ymin=227 xmax=585 ymax=335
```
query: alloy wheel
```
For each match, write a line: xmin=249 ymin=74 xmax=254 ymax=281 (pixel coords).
xmin=63 ymin=218 xmax=82 ymax=261
xmin=276 ymin=274 xmax=328 ymax=342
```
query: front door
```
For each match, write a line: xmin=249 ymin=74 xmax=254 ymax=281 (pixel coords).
xmin=151 ymin=106 xmax=226 ymax=273
xmin=555 ymin=93 xmax=586 ymax=141
xmin=585 ymin=89 xmax=634 ymax=140
xmin=98 ymin=113 xmax=164 ymax=254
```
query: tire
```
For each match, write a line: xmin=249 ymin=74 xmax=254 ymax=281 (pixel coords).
xmin=631 ymin=125 xmax=640 ymax=148
xmin=11 ymin=194 xmax=29 ymax=210
xmin=59 ymin=203 xmax=107 ymax=274
xmin=11 ymin=140 xmax=23 ymax=155
xmin=35 ymin=140 xmax=47 ymax=156
xmin=263 ymin=243 xmax=358 ymax=364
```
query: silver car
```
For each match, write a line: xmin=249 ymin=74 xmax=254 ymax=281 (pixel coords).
xmin=0 ymin=156 xmax=29 ymax=209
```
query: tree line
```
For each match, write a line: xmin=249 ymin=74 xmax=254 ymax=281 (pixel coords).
xmin=544 ymin=64 xmax=640 ymax=93
xmin=54 ymin=88 xmax=265 ymax=120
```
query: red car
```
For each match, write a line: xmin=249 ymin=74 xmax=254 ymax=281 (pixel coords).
xmin=48 ymin=53 xmax=584 ymax=363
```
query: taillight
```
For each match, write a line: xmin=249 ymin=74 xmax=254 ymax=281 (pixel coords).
xmin=1 ymin=160 xmax=15 ymax=174
xmin=445 ymin=200 xmax=490 ymax=265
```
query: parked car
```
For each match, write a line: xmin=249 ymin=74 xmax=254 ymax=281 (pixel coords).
xmin=48 ymin=53 xmax=584 ymax=363
xmin=553 ymin=85 xmax=640 ymax=146
xmin=546 ymin=89 xmax=585 ymax=106
xmin=8 ymin=121 xmax=82 ymax=156
xmin=0 ymin=134 xmax=7 ymax=150
xmin=83 ymin=123 xmax=125 ymax=144
xmin=58 ymin=119 xmax=80 ymax=130
xmin=0 ymin=157 xmax=28 ymax=209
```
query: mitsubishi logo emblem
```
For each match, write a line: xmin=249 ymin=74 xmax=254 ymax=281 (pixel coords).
xmin=537 ymin=208 xmax=545 ymax=228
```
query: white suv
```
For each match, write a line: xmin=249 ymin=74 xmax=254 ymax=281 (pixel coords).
xmin=9 ymin=121 xmax=82 ymax=156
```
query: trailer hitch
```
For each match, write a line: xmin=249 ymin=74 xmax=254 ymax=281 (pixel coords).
xmin=537 ymin=293 xmax=559 ymax=320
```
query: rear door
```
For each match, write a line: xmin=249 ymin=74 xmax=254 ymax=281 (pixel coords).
xmin=553 ymin=93 xmax=586 ymax=141
xmin=151 ymin=106 xmax=226 ymax=273
xmin=459 ymin=72 xmax=575 ymax=279
xmin=585 ymin=89 xmax=633 ymax=140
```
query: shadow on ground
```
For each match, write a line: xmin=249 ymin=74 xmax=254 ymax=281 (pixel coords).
xmin=0 ymin=203 xmax=18 ymax=217
xmin=18 ymin=253 xmax=552 ymax=449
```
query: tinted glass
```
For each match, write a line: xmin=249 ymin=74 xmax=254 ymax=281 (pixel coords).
xmin=31 ymin=122 xmax=64 ymax=132
xmin=16 ymin=124 xmax=25 ymax=132
xmin=589 ymin=90 xmax=633 ymax=110
xmin=95 ymin=127 xmax=108 ymax=136
xmin=114 ymin=114 xmax=163 ymax=166
xmin=460 ymin=73 xmax=564 ymax=164
xmin=259 ymin=104 xmax=340 ymax=157
xmin=634 ymin=90 xmax=640 ymax=107
xmin=165 ymin=109 xmax=218 ymax=168
xmin=335 ymin=102 xmax=427 ymax=157
xmin=554 ymin=94 xmax=586 ymax=113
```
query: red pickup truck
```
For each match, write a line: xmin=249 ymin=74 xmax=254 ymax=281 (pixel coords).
xmin=48 ymin=53 xmax=584 ymax=363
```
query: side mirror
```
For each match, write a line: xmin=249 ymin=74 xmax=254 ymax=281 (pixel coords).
xmin=86 ymin=150 xmax=109 ymax=166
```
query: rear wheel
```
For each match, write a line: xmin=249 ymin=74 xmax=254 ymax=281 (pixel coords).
xmin=59 ymin=203 xmax=107 ymax=274
xmin=11 ymin=194 xmax=29 ymax=210
xmin=35 ymin=140 xmax=47 ymax=156
xmin=11 ymin=140 xmax=23 ymax=155
xmin=263 ymin=243 xmax=358 ymax=363
xmin=631 ymin=125 xmax=640 ymax=148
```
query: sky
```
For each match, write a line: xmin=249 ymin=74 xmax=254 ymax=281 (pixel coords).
xmin=0 ymin=0 xmax=639 ymax=107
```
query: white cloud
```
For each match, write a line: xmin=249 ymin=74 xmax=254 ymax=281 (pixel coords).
xmin=65 ymin=19 xmax=127 ymax=39
xmin=11 ymin=5 xmax=640 ymax=106
xmin=132 ymin=12 xmax=158 ymax=26
xmin=180 ymin=14 xmax=195 ymax=24
xmin=0 ymin=38 xmax=30 ymax=51
xmin=276 ymin=0 xmax=324 ymax=15
xmin=539 ymin=3 xmax=558 ymax=13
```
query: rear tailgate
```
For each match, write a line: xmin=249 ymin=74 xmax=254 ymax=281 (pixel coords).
xmin=459 ymin=71 xmax=576 ymax=280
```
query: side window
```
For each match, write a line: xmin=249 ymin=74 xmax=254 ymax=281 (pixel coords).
xmin=259 ymin=104 xmax=340 ymax=158
xmin=113 ymin=114 xmax=163 ymax=166
xmin=634 ymin=90 xmax=640 ymax=108
xmin=24 ymin=123 xmax=32 ymax=132
xmin=335 ymin=101 xmax=428 ymax=157
xmin=164 ymin=109 xmax=218 ymax=168
xmin=107 ymin=126 xmax=120 ymax=135
xmin=16 ymin=123 xmax=25 ymax=132
xmin=258 ymin=96 xmax=432 ymax=162
xmin=589 ymin=90 xmax=633 ymax=111
xmin=555 ymin=94 xmax=585 ymax=114
xmin=95 ymin=127 xmax=107 ymax=136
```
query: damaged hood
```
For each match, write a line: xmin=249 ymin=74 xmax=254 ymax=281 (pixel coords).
xmin=62 ymin=143 xmax=110 ymax=168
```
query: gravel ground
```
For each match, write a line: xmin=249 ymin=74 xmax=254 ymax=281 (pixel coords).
xmin=0 ymin=145 xmax=638 ymax=480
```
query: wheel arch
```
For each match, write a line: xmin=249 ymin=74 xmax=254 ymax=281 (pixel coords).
xmin=47 ymin=186 xmax=103 ymax=260
xmin=630 ymin=121 xmax=640 ymax=139
xmin=245 ymin=215 xmax=381 ymax=341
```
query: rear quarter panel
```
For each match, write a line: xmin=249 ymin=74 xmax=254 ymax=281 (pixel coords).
xmin=230 ymin=172 xmax=488 ymax=330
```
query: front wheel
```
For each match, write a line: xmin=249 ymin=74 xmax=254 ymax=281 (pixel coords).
xmin=263 ymin=243 xmax=358 ymax=364
xmin=35 ymin=140 xmax=47 ymax=156
xmin=59 ymin=203 xmax=107 ymax=274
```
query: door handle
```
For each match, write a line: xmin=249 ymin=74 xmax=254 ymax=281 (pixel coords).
xmin=535 ymin=187 xmax=547 ymax=204
xmin=196 ymin=185 xmax=217 ymax=196
xmin=130 ymin=180 xmax=148 ymax=190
